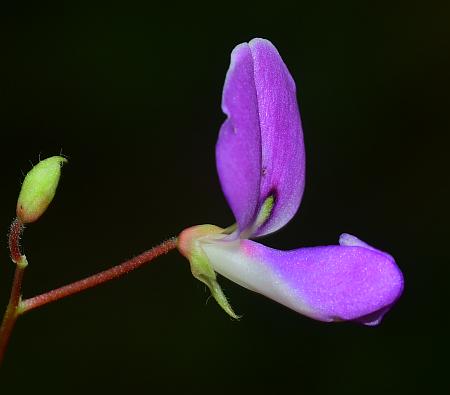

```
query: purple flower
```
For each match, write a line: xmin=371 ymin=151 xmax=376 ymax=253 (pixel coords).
xmin=178 ymin=38 xmax=403 ymax=325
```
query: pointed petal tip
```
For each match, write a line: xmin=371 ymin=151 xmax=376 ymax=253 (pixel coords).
xmin=355 ymin=304 xmax=398 ymax=326
xmin=339 ymin=233 xmax=370 ymax=247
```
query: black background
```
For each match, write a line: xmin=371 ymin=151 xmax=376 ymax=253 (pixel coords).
xmin=0 ymin=1 xmax=444 ymax=394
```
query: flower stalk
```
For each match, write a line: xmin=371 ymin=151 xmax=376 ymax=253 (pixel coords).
xmin=19 ymin=238 xmax=178 ymax=314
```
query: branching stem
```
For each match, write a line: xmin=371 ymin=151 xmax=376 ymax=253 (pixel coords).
xmin=0 ymin=220 xmax=178 ymax=366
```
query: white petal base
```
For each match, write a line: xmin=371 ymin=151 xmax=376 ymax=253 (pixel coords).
xmin=201 ymin=238 xmax=316 ymax=319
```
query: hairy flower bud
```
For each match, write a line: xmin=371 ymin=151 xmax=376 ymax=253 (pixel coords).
xmin=16 ymin=156 xmax=67 ymax=224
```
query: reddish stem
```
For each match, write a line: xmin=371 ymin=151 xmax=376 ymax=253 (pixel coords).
xmin=0 ymin=266 xmax=25 ymax=366
xmin=20 ymin=238 xmax=178 ymax=314
xmin=0 ymin=218 xmax=26 ymax=365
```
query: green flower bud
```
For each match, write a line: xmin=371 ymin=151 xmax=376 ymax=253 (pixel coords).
xmin=16 ymin=156 xmax=67 ymax=224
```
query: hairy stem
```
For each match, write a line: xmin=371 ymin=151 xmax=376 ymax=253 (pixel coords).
xmin=8 ymin=218 xmax=23 ymax=264
xmin=20 ymin=238 xmax=178 ymax=314
xmin=0 ymin=218 xmax=25 ymax=366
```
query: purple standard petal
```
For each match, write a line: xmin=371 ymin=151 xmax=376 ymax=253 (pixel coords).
xmin=216 ymin=43 xmax=262 ymax=234
xmin=201 ymin=234 xmax=403 ymax=325
xmin=249 ymin=38 xmax=305 ymax=237
xmin=216 ymin=38 xmax=305 ymax=237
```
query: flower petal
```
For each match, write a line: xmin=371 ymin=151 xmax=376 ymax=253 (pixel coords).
xmin=248 ymin=38 xmax=305 ymax=237
xmin=201 ymin=234 xmax=403 ymax=325
xmin=216 ymin=38 xmax=305 ymax=237
xmin=216 ymin=43 xmax=262 ymax=234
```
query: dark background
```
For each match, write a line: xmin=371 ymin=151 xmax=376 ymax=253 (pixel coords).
xmin=0 ymin=1 xmax=444 ymax=394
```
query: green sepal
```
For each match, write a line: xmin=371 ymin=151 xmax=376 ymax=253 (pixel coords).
xmin=188 ymin=241 xmax=239 ymax=319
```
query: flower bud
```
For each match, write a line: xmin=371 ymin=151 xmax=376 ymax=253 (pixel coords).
xmin=16 ymin=156 xmax=67 ymax=224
